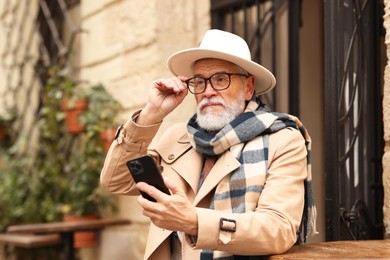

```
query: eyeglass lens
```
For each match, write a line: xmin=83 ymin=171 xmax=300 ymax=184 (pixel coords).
xmin=186 ymin=73 xmax=236 ymax=94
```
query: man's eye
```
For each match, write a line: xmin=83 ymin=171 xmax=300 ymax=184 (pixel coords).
xmin=215 ymin=75 xmax=228 ymax=83
xmin=195 ymin=79 xmax=205 ymax=85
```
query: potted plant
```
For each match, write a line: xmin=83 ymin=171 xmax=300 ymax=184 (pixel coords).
xmin=60 ymin=98 xmax=89 ymax=134
xmin=0 ymin=67 xmax=74 ymax=233
xmin=81 ymin=84 xmax=122 ymax=151
xmin=0 ymin=154 xmax=38 ymax=232
xmin=0 ymin=66 xmax=121 ymax=247
xmin=39 ymin=66 xmax=121 ymax=214
xmin=60 ymin=83 xmax=121 ymax=248
xmin=51 ymin=68 xmax=90 ymax=135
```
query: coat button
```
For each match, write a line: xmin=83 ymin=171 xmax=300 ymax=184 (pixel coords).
xmin=168 ymin=154 xmax=175 ymax=160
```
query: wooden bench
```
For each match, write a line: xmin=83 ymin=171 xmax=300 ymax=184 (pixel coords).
xmin=0 ymin=234 xmax=61 ymax=248
xmin=0 ymin=233 xmax=63 ymax=260
xmin=6 ymin=218 xmax=131 ymax=260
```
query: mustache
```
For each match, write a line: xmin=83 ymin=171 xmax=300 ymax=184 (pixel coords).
xmin=198 ymin=97 xmax=226 ymax=111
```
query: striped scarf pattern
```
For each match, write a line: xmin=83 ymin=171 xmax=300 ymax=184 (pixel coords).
xmin=187 ymin=95 xmax=316 ymax=259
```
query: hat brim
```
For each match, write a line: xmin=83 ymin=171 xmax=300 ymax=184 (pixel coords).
xmin=167 ymin=48 xmax=276 ymax=95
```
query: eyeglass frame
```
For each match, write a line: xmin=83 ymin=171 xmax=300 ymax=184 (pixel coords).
xmin=184 ymin=72 xmax=249 ymax=94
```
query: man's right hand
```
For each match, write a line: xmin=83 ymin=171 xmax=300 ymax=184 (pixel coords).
xmin=136 ymin=76 xmax=188 ymax=126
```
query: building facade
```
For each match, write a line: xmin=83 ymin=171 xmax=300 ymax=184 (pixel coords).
xmin=0 ymin=0 xmax=388 ymax=259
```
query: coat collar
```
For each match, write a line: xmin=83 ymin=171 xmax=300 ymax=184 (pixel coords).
xmin=194 ymin=151 xmax=241 ymax=205
xmin=155 ymin=128 xmax=241 ymax=204
xmin=168 ymin=142 xmax=241 ymax=205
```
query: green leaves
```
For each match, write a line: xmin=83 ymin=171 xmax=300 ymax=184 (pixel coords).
xmin=0 ymin=66 xmax=121 ymax=231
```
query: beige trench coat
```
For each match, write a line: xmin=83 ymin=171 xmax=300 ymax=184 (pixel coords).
xmin=100 ymin=113 xmax=307 ymax=259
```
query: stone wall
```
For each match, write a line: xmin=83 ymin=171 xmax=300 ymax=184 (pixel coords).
xmin=78 ymin=0 xmax=210 ymax=258
xmin=0 ymin=0 xmax=41 ymax=154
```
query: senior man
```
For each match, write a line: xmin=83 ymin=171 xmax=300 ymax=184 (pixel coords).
xmin=101 ymin=29 xmax=316 ymax=260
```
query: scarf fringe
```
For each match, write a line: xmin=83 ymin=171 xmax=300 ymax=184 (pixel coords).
xmin=310 ymin=205 xmax=319 ymax=236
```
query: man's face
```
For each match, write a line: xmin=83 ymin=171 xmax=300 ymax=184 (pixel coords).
xmin=193 ymin=58 xmax=255 ymax=131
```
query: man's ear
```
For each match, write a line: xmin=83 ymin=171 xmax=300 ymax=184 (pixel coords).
xmin=245 ymin=75 xmax=255 ymax=100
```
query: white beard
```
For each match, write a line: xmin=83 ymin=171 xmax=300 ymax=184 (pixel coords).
xmin=196 ymin=91 xmax=246 ymax=132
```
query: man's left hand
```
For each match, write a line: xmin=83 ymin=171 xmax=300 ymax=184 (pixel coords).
xmin=136 ymin=177 xmax=198 ymax=236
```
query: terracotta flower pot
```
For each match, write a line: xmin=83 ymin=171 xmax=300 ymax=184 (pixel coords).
xmin=60 ymin=99 xmax=88 ymax=134
xmin=63 ymin=214 xmax=98 ymax=248
xmin=100 ymin=128 xmax=117 ymax=152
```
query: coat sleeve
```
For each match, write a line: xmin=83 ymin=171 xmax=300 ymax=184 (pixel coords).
xmin=189 ymin=127 xmax=307 ymax=255
xmin=100 ymin=111 xmax=162 ymax=195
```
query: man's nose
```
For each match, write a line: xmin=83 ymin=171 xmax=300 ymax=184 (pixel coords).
xmin=203 ymin=80 xmax=217 ymax=96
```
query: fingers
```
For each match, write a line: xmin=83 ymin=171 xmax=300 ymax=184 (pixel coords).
xmin=136 ymin=182 xmax=169 ymax=224
xmin=163 ymin=177 xmax=180 ymax=195
xmin=136 ymin=181 xmax=170 ymax=202
xmin=142 ymin=77 xmax=188 ymax=124
xmin=137 ymin=179 xmax=198 ymax=235
xmin=178 ymin=75 xmax=188 ymax=82
xmin=152 ymin=76 xmax=187 ymax=95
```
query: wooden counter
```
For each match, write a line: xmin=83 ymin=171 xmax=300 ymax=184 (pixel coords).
xmin=265 ymin=240 xmax=390 ymax=259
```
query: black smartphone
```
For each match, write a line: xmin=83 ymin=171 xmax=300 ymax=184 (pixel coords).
xmin=126 ymin=155 xmax=170 ymax=202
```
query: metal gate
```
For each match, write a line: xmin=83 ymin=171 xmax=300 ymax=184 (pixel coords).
xmin=324 ymin=0 xmax=384 ymax=240
xmin=213 ymin=0 xmax=385 ymax=240
xmin=211 ymin=0 xmax=301 ymax=115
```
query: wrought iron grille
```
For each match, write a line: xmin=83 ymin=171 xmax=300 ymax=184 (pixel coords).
xmin=211 ymin=0 xmax=301 ymax=115
xmin=324 ymin=0 xmax=384 ymax=240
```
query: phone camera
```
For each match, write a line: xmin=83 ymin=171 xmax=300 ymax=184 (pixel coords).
xmin=129 ymin=160 xmax=143 ymax=175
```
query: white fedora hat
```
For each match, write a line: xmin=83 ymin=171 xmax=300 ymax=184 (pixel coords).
xmin=167 ymin=29 xmax=276 ymax=95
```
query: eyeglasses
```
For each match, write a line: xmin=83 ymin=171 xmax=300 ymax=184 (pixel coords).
xmin=185 ymin=72 xmax=249 ymax=94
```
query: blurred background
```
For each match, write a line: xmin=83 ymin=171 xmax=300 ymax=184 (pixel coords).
xmin=0 ymin=0 xmax=388 ymax=259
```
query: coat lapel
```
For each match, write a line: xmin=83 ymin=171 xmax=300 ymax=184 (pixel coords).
xmin=156 ymin=132 xmax=203 ymax=195
xmin=171 ymin=148 xmax=202 ymax=194
xmin=144 ymin=224 xmax=172 ymax=259
xmin=164 ymin=141 xmax=241 ymax=206
xmin=156 ymin=129 xmax=241 ymax=205
xmin=194 ymin=151 xmax=241 ymax=205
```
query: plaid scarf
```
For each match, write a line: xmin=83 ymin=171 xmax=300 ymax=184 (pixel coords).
xmin=187 ymin=95 xmax=317 ymax=259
